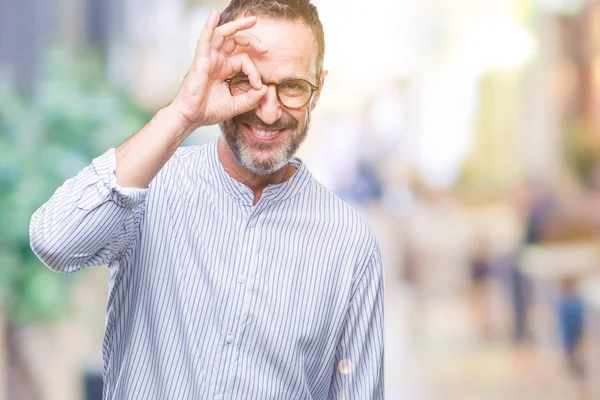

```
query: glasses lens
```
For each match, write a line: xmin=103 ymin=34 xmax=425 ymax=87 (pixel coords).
xmin=278 ymin=80 xmax=312 ymax=108
xmin=228 ymin=75 xmax=252 ymax=95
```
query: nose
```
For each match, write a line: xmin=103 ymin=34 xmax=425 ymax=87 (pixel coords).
xmin=254 ymin=84 xmax=283 ymax=125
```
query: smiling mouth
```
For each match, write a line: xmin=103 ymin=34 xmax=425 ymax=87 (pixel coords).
xmin=241 ymin=123 xmax=285 ymax=141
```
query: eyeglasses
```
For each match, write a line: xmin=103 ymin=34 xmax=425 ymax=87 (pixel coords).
xmin=224 ymin=74 xmax=319 ymax=110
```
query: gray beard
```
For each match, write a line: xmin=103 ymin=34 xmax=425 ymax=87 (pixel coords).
xmin=219 ymin=113 xmax=310 ymax=176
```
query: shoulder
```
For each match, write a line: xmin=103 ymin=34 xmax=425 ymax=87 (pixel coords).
xmin=305 ymin=179 xmax=383 ymax=297
xmin=171 ymin=143 xmax=211 ymax=168
xmin=309 ymin=179 xmax=374 ymax=230
xmin=307 ymin=178 xmax=379 ymax=256
xmin=154 ymin=142 xmax=212 ymax=183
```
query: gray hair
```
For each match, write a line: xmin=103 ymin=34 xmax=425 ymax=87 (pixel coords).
xmin=219 ymin=0 xmax=325 ymax=80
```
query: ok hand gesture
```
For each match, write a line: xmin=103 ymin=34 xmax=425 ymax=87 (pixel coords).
xmin=171 ymin=10 xmax=268 ymax=128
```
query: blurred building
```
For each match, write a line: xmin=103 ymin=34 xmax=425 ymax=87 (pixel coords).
xmin=0 ymin=0 xmax=53 ymax=94
xmin=0 ymin=0 xmax=131 ymax=92
xmin=550 ymin=0 xmax=600 ymax=186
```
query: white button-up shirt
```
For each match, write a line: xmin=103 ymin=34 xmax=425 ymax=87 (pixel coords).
xmin=30 ymin=140 xmax=384 ymax=399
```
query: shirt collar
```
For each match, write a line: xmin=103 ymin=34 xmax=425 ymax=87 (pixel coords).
xmin=206 ymin=139 xmax=311 ymax=204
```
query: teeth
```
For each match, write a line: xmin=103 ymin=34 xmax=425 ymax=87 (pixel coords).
xmin=252 ymin=128 xmax=280 ymax=137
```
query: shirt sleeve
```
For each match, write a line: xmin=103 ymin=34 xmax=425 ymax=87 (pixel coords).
xmin=329 ymin=243 xmax=385 ymax=399
xmin=29 ymin=148 xmax=148 ymax=273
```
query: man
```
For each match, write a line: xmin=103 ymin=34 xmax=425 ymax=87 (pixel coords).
xmin=30 ymin=0 xmax=384 ymax=398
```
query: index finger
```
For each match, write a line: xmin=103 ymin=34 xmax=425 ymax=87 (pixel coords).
xmin=199 ymin=10 xmax=220 ymax=45
xmin=232 ymin=33 xmax=268 ymax=53
xmin=213 ymin=16 xmax=258 ymax=49
xmin=196 ymin=10 xmax=220 ymax=56
xmin=221 ymin=33 xmax=268 ymax=55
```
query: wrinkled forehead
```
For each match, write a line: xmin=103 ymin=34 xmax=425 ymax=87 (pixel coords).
xmin=233 ymin=16 xmax=320 ymax=82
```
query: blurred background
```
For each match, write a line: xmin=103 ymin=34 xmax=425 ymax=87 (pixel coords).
xmin=2 ymin=0 xmax=600 ymax=398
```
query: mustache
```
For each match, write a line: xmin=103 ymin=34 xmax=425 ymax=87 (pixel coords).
xmin=233 ymin=112 xmax=298 ymax=131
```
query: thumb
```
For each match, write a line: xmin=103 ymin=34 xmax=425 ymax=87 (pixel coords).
xmin=232 ymin=86 xmax=267 ymax=115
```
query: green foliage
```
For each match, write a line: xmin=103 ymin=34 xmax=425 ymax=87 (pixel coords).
xmin=0 ymin=47 xmax=152 ymax=325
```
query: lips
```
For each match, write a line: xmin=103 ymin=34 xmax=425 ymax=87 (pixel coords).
xmin=241 ymin=123 xmax=285 ymax=142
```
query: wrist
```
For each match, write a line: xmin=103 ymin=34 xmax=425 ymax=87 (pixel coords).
xmin=158 ymin=104 xmax=201 ymax=143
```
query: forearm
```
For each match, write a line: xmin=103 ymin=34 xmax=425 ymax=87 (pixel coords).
xmin=115 ymin=105 xmax=198 ymax=188
xmin=115 ymin=12 xmax=270 ymax=190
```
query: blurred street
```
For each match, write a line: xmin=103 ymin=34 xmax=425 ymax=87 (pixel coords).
xmin=364 ymin=203 xmax=591 ymax=400
xmin=384 ymin=279 xmax=584 ymax=400
xmin=3 ymin=0 xmax=600 ymax=398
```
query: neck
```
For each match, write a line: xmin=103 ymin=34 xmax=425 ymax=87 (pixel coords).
xmin=217 ymin=137 xmax=296 ymax=204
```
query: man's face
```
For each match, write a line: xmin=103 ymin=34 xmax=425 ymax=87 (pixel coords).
xmin=220 ymin=17 xmax=322 ymax=176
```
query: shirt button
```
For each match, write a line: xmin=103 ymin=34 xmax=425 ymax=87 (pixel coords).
xmin=248 ymin=219 xmax=256 ymax=228
xmin=238 ymin=274 xmax=246 ymax=283
xmin=214 ymin=395 xmax=223 ymax=400
xmin=226 ymin=334 xmax=234 ymax=344
xmin=239 ymin=185 xmax=247 ymax=193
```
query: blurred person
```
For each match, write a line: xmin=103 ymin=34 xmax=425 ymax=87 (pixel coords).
xmin=523 ymin=181 xmax=555 ymax=245
xmin=557 ymin=277 xmax=585 ymax=377
xmin=469 ymin=235 xmax=493 ymax=340
xmin=29 ymin=1 xmax=384 ymax=399
xmin=336 ymin=158 xmax=384 ymax=206
xmin=512 ymin=180 xmax=555 ymax=343
xmin=470 ymin=236 xmax=492 ymax=285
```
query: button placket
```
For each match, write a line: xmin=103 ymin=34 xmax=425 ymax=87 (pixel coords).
xmin=246 ymin=199 xmax=268 ymax=230
xmin=235 ymin=213 xmax=260 ymax=336
xmin=239 ymin=244 xmax=257 ymax=323
xmin=225 ymin=206 xmax=262 ymax=395
xmin=240 ymin=208 xmax=259 ymax=285
xmin=216 ymin=207 xmax=253 ymax=397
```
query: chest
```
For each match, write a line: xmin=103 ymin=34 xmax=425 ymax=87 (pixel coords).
xmin=139 ymin=186 xmax=355 ymax=340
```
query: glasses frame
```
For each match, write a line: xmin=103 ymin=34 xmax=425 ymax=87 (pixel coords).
xmin=224 ymin=74 xmax=320 ymax=110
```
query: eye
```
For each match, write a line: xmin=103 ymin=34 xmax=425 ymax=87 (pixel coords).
xmin=279 ymin=80 xmax=310 ymax=96
xmin=229 ymin=75 xmax=252 ymax=92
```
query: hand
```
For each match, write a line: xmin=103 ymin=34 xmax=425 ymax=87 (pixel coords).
xmin=170 ymin=10 xmax=268 ymax=129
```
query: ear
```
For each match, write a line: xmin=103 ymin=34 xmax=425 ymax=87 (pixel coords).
xmin=310 ymin=70 xmax=328 ymax=110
